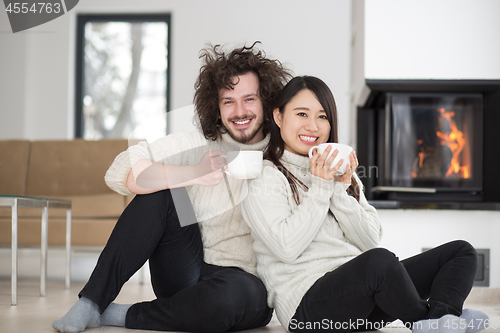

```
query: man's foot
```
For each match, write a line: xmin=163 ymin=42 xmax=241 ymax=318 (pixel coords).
xmin=52 ymin=297 xmax=101 ymax=333
xmin=461 ymin=309 xmax=490 ymax=333
xmin=101 ymin=303 xmax=131 ymax=327
xmin=412 ymin=314 xmax=467 ymax=333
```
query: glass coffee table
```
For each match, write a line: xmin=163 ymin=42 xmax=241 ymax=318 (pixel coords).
xmin=0 ymin=195 xmax=72 ymax=305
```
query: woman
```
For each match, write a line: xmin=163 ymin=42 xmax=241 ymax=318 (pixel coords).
xmin=241 ymin=76 xmax=488 ymax=332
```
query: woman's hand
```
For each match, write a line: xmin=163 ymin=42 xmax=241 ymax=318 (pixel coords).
xmin=310 ymin=145 xmax=339 ymax=181
xmin=334 ymin=151 xmax=358 ymax=184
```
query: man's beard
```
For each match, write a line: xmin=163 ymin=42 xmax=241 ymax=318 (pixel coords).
xmin=225 ymin=117 xmax=264 ymax=144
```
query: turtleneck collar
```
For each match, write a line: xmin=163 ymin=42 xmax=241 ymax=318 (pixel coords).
xmin=220 ymin=132 xmax=270 ymax=151
xmin=281 ymin=149 xmax=311 ymax=170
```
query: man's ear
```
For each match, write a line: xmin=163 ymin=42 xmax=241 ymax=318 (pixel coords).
xmin=273 ymin=108 xmax=282 ymax=128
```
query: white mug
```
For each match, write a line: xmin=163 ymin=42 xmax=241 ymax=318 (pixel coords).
xmin=223 ymin=150 xmax=263 ymax=179
xmin=308 ymin=143 xmax=354 ymax=175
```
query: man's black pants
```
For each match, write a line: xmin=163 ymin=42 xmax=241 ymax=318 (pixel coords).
xmin=79 ymin=189 xmax=272 ymax=332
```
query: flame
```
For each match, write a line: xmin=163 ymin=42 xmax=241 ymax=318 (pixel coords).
xmin=435 ymin=108 xmax=469 ymax=178
xmin=417 ymin=140 xmax=425 ymax=168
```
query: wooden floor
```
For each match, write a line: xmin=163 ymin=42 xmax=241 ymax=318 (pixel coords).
xmin=2 ymin=278 xmax=500 ymax=333
xmin=1 ymin=249 xmax=500 ymax=333
xmin=0 ymin=278 xmax=287 ymax=332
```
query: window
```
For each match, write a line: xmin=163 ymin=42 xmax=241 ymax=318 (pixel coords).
xmin=76 ymin=14 xmax=170 ymax=141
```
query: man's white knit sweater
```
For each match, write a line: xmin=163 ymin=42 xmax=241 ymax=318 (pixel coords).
xmin=241 ymin=150 xmax=383 ymax=329
xmin=104 ymin=130 xmax=269 ymax=276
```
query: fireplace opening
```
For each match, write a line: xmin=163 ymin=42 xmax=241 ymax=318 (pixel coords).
xmin=386 ymin=93 xmax=482 ymax=190
xmin=357 ymin=80 xmax=500 ymax=209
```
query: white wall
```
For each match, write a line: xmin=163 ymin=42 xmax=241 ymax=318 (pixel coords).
xmin=364 ymin=0 xmax=500 ymax=80
xmin=0 ymin=0 xmax=354 ymax=144
xmin=349 ymin=0 xmax=367 ymax=146
xmin=0 ymin=32 xmax=27 ymax=138
xmin=378 ymin=209 xmax=500 ymax=288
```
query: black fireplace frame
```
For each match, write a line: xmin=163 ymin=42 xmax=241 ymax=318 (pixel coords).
xmin=357 ymin=80 xmax=500 ymax=210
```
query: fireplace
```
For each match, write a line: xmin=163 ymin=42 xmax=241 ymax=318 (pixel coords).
xmin=357 ymin=80 xmax=500 ymax=209
xmin=379 ymin=93 xmax=483 ymax=197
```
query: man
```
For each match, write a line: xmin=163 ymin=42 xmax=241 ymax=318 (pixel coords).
xmin=53 ymin=42 xmax=292 ymax=332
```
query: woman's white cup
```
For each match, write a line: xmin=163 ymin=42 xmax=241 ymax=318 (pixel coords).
xmin=224 ymin=151 xmax=263 ymax=179
xmin=308 ymin=143 xmax=354 ymax=175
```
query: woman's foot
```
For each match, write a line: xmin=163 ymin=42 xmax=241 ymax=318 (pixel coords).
xmin=52 ymin=297 xmax=101 ymax=333
xmin=461 ymin=309 xmax=490 ymax=333
xmin=412 ymin=314 xmax=467 ymax=333
xmin=100 ymin=303 xmax=132 ymax=327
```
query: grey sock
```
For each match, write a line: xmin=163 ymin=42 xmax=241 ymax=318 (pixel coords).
xmin=52 ymin=297 xmax=101 ymax=333
xmin=100 ymin=303 xmax=132 ymax=327
xmin=461 ymin=309 xmax=489 ymax=333
xmin=412 ymin=314 xmax=467 ymax=333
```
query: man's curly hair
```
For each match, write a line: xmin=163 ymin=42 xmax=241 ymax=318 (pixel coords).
xmin=194 ymin=41 xmax=293 ymax=141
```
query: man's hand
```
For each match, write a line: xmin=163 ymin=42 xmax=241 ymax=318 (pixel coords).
xmin=192 ymin=150 xmax=228 ymax=187
xmin=127 ymin=150 xmax=229 ymax=194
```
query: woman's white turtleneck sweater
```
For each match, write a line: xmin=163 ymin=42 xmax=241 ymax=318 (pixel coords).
xmin=104 ymin=130 xmax=269 ymax=276
xmin=241 ymin=150 xmax=383 ymax=329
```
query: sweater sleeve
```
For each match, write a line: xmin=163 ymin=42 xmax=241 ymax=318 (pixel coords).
xmin=329 ymin=173 xmax=382 ymax=251
xmin=242 ymin=166 xmax=334 ymax=264
xmin=104 ymin=131 xmax=205 ymax=196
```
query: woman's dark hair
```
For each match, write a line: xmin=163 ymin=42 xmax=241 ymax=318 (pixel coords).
xmin=194 ymin=41 xmax=293 ymax=141
xmin=264 ymin=76 xmax=360 ymax=204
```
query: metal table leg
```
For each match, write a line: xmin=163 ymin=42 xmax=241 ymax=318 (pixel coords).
xmin=1 ymin=196 xmax=72 ymax=305
xmin=11 ymin=203 xmax=18 ymax=306
xmin=41 ymin=204 xmax=48 ymax=297
xmin=65 ymin=208 xmax=72 ymax=289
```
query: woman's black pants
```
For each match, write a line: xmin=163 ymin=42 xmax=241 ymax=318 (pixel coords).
xmin=290 ymin=241 xmax=478 ymax=332
xmin=79 ymin=189 xmax=272 ymax=332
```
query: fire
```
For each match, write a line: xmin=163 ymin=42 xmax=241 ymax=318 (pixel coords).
xmin=435 ymin=108 xmax=470 ymax=178
xmin=417 ymin=140 xmax=425 ymax=168
xmin=412 ymin=107 xmax=470 ymax=179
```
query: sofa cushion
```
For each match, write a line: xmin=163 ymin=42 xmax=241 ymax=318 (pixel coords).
xmin=0 ymin=140 xmax=31 ymax=196
xmin=26 ymin=139 xmax=129 ymax=197
xmin=0 ymin=217 xmax=117 ymax=246
xmin=47 ymin=193 xmax=126 ymax=218
xmin=0 ymin=205 xmax=46 ymax=218
xmin=125 ymin=194 xmax=136 ymax=206
xmin=0 ymin=193 xmax=127 ymax=218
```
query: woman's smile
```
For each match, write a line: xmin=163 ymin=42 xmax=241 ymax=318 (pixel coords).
xmin=298 ymin=135 xmax=319 ymax=144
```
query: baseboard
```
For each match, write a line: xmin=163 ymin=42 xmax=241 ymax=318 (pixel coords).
xmin=467 ymin=287 xmax=500 ymax=304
